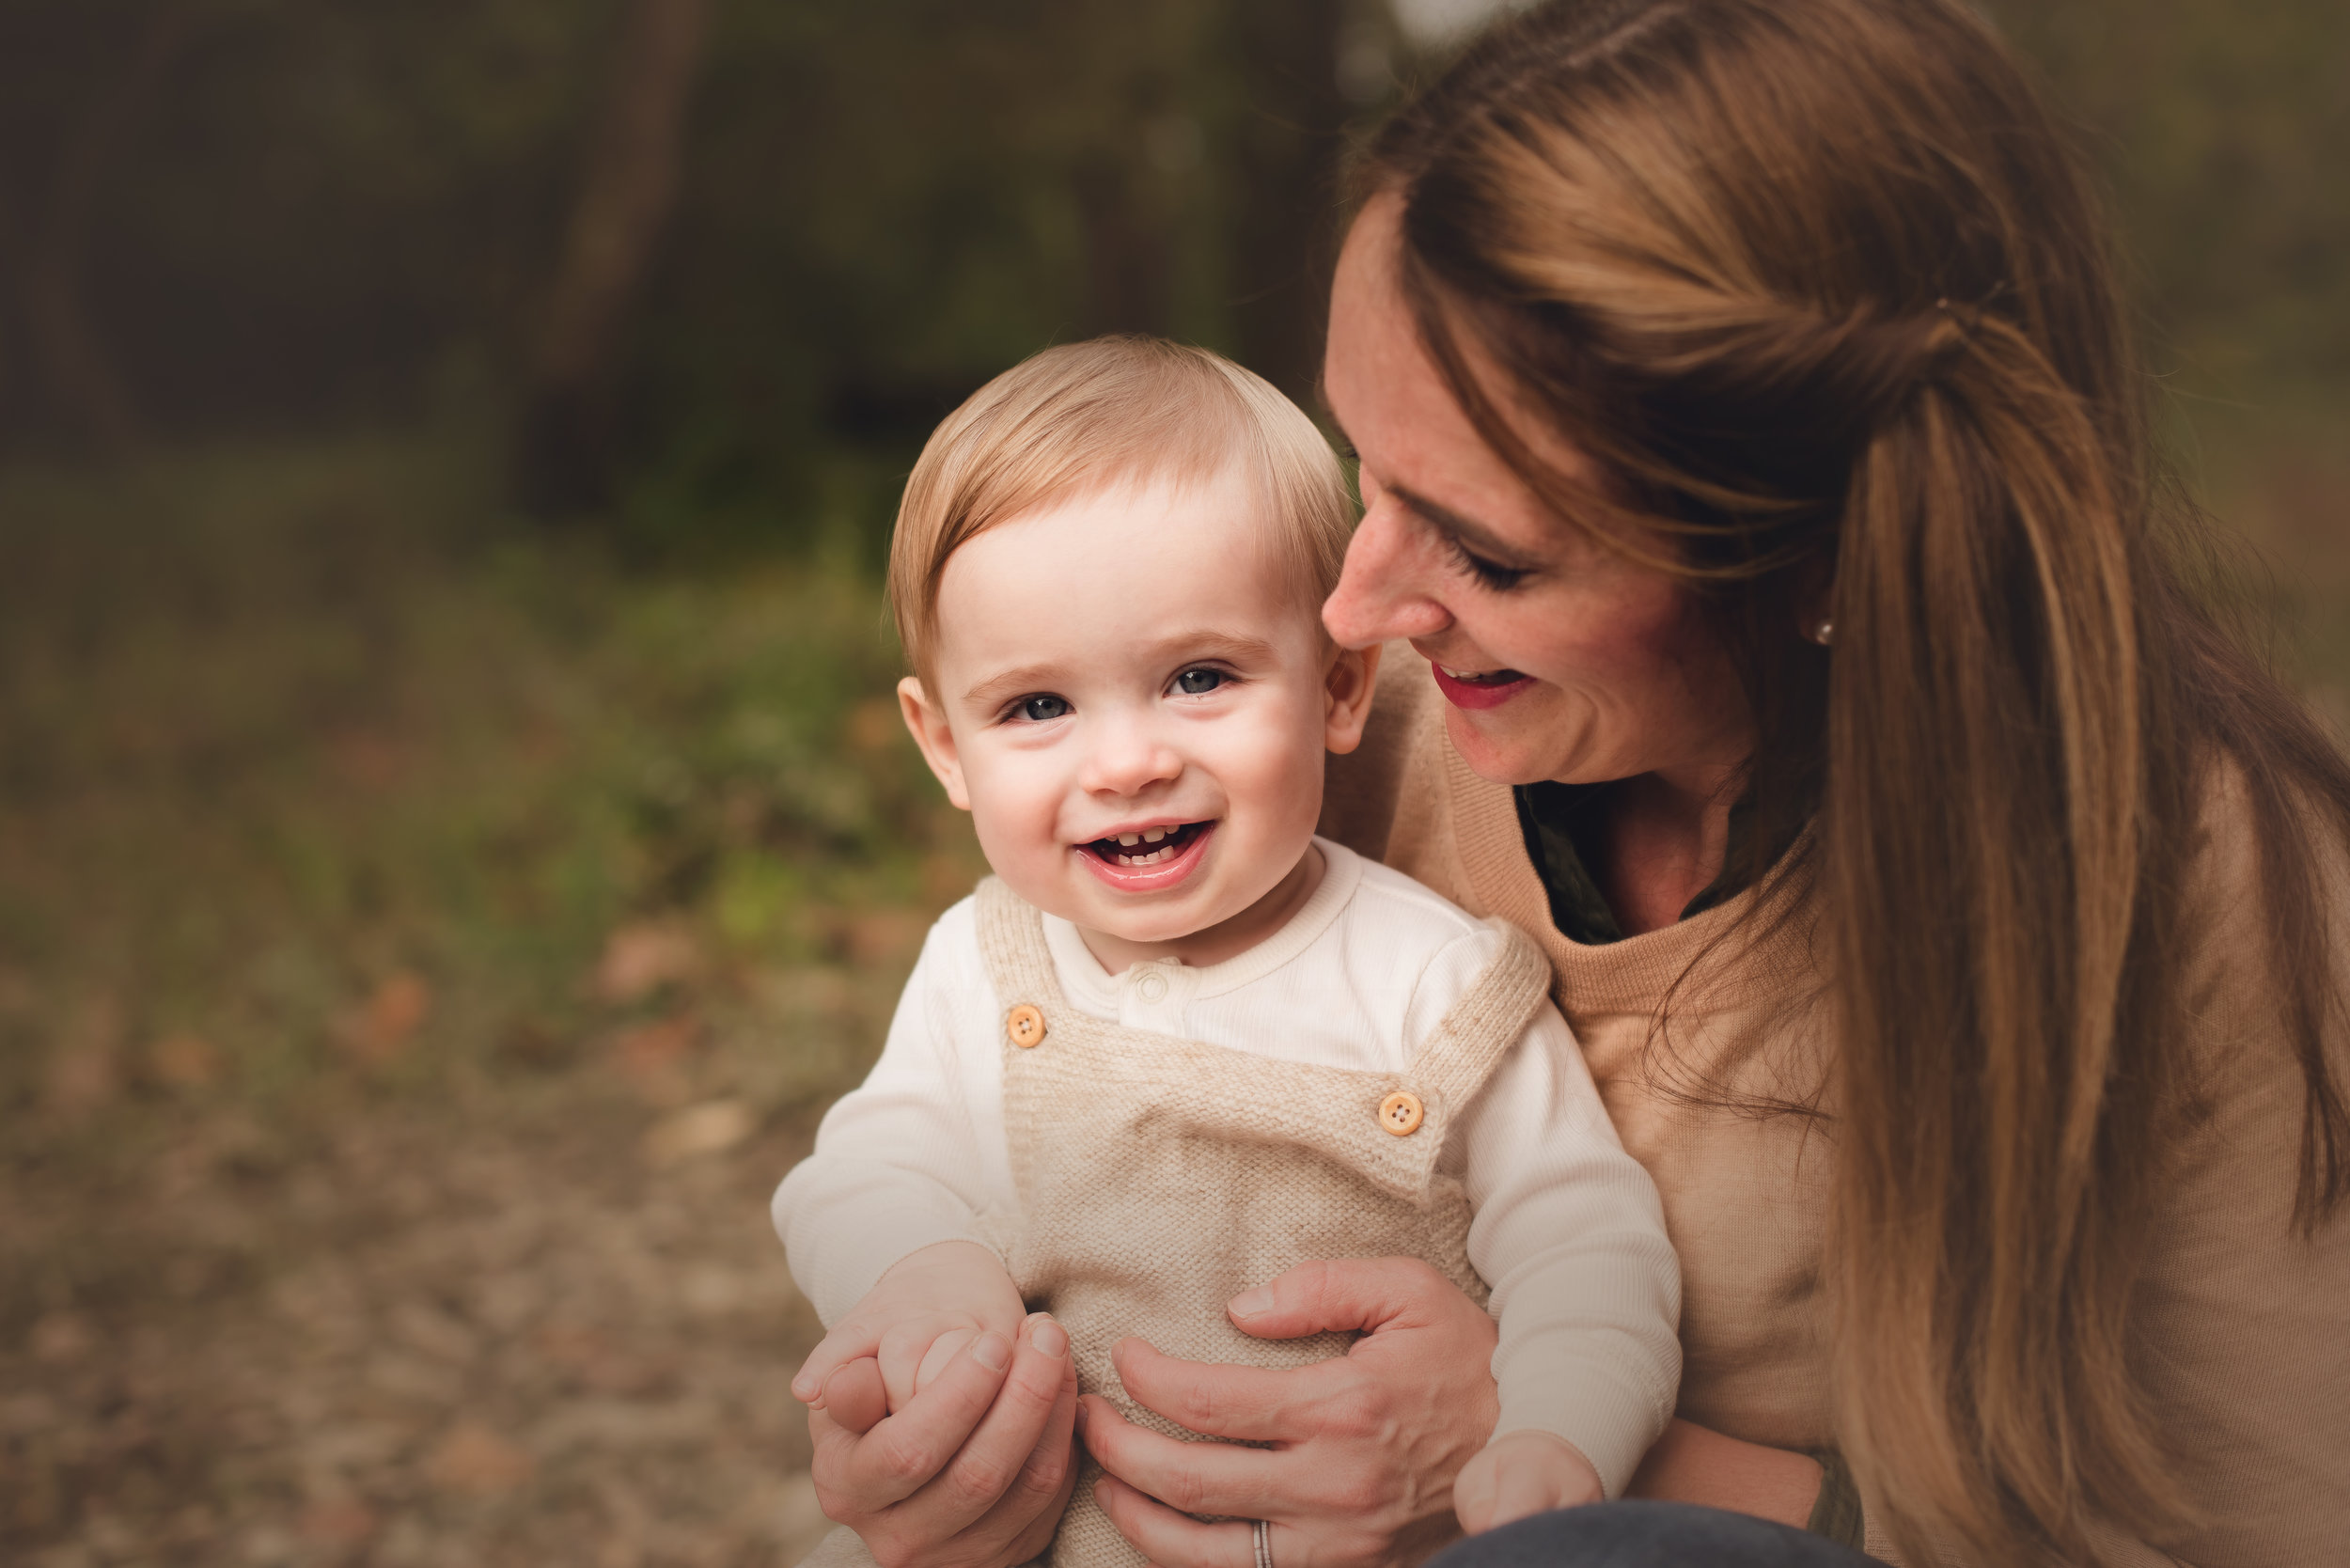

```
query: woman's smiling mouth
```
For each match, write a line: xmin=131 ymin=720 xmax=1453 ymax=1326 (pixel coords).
xmin=1429 ymin=662 xmax=1536 ymax=710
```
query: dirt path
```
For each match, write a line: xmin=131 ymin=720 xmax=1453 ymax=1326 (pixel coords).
xmin=4 ymin=1084 xmax=836 ymax=1567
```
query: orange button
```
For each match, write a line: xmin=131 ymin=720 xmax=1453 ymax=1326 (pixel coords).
xmin=1378 ymin=1090 xmax=1424 ymax=1137
xmin=1006 ymin=1004 xmax=1047 ymax=1049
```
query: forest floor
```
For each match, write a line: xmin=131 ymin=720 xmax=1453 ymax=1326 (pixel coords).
xmin=0 ymin=440 xmax=981 ymax=1567
xmin=1 ymin=414 xmax=2343 ymax=1568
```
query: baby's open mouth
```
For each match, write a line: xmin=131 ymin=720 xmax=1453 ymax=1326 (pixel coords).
xmin=1085 ymin=821 xmax=1209 ymax=868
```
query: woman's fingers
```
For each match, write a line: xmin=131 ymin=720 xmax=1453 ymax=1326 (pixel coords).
xmin=906 ymin=1314 xmax=1076 ymax=1536
xmin=825 ymin=1328 xmax=1015 ymax=1511
xmin=1080 ymin=1394 xmax=1292 ymax=1521
xmin=1225 ymin=1257 xmax=1458 ymax=1341
xmin=1108 ymin=1337 xmax=1325 ymax=1445
xmin=1090 ymin=1474 xmax=1260 ymax=1568
xmin=964 ymin=1335 xmax=1083 ymax=1560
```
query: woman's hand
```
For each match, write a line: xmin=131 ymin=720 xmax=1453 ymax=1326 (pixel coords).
xmin=1084 ymin=1258 xmax=1499 ymax=1568
xmin=1625 ymin=1418 xmax=1822 ymax=1529
xmin=805 ymin=1312 xmax=1082 ymax=1568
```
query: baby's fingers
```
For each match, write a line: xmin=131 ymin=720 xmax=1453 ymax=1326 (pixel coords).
xmin=823 ymin=1356 xmax=888 ymax=1436
xmin=792 ymin=1320 xmax=886 ymax=1405
xmin=914 ymin=1327 xmax=977 ymax=1397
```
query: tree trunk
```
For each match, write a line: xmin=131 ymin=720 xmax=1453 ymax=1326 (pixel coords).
xmin=23 ymin=4 xmax=195 ymax=455
xmin=1229 ymin=0 xmax=1347 ymax=405
xmin=518 ymin=0 xmax=710 ymax=519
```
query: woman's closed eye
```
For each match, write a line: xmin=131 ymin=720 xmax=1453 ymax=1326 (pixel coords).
xmin=1445 ymin=536 xmax=1532 ymax=592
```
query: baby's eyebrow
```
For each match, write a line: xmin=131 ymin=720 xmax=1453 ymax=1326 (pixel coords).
xmin=963 ymin=663 xmax=1065 ymax=707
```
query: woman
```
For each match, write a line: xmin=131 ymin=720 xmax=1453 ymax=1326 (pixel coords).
xmin=801 ymin=1 xmax=2350 ymax=1563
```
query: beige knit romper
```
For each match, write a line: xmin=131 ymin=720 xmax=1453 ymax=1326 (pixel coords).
xmin=803 ymin=876 xmax=1555 ymax=1568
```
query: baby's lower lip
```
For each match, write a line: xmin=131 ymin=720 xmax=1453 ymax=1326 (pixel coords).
xmin=1429 ymin=663 xmax=1535 ymax=711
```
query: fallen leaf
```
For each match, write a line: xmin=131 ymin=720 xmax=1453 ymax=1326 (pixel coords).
xmin=422 ymin=1420 xmax=534 ymax=1495
xmin=46 ymin=996 xmax=124 ymax=1116
xmin=641 ymin=1098 xmax=755 ymax=1168
xmin=596 ymin=922 xmax=701 ymax=1004
xmin=611 ymin=1013 xmax=701 ymax=1106
xmin=29 ymin=1310 xmax=95 ymax=1365
xmin=340 ymin=973 xmax=431 ymax=1066
xmin=298 ymin=1497 xmax=379 ymax=1546
xmin=149 ymin=1032 xmax=221 ymax=1090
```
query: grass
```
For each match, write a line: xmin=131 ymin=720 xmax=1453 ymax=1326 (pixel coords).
xmin=0 ymin=437 xmax=982 ymax=1148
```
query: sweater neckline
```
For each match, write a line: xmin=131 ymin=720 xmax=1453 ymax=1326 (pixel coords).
xmin=1444 ymin=733 xmax=1820 ymax=1018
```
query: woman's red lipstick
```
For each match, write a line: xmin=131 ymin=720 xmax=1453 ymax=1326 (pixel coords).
xmin=1430 ymin=662 xmax=1535 ymax=711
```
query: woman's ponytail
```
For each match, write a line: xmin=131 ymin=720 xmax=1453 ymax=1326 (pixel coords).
xmin=1825 ymin=308 xmax=2178 ymax=1561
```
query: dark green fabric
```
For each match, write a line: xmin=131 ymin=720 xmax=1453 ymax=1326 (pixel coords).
xmin=1512 ymin=781 xmax=1771 ymax=946
xmin=1804 ymin=1449 xmax=1867 ymax=1552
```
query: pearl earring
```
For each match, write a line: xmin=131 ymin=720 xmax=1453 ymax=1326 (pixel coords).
xmin=1807 ymin=617 xmax=1835 ymax=646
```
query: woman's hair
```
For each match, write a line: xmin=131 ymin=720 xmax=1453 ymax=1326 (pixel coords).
xmin=886 ymin=336 xmax=1353 ymax=686
xmin=1357 ymin=1 xmax=2350 ymax=1561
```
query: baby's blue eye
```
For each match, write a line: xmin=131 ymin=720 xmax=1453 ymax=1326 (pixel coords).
xmin=1173 ymin=668 xmax=1225 ymax=696
xmin=1016 ymin=694 xmax=1071 ymax=722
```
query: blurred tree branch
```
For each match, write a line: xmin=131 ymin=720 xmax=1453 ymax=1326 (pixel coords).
xmin=519 ymin=0 xmax=709 ymax=518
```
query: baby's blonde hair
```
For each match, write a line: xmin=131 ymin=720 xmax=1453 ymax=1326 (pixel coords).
xmin=887 ymin=337 xmax=1355 ymax=686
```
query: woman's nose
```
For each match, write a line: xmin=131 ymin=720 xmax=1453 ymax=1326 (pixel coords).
xmin=1322 ymin=499 xmax=1450 ymax=648
xmin=1077 ymin=713 xmax=1183 ymax=797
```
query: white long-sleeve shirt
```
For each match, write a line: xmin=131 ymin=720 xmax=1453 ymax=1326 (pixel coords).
xmin=773 ymin=839 xmax=1682 ymax=1496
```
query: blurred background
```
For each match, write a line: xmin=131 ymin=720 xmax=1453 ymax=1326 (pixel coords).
xmin=0 ymin=1 xmax=2342 ymax=1563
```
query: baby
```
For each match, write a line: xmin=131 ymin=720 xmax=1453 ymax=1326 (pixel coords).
xmin=774 ymin=337 xmax=1680 ymax=1568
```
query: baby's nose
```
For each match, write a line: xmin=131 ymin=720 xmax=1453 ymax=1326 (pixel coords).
xmin=1078 ymin=716 xmax=1182 ymax=795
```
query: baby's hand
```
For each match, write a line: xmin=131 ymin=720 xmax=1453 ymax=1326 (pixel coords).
xmin=1453 ymin=1429 xmax=1605 ymax=1534
xmin=790 ymin=1240 xmax=1028 ymax=1434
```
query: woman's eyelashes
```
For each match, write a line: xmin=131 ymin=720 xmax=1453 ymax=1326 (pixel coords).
xmin=1446 ymin=535 xmax=1532 ymax=591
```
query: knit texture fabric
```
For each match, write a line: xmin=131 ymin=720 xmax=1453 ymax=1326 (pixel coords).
xmin=978 ymin=874 xmax=1553 ymax=1568
xmin=794 ymin=872 xmax=1556 ymax=1568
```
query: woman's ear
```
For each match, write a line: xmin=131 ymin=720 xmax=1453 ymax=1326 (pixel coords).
xmin=1323 ymin=641 xmax=1383 ymax=756
xmin=898 ymin=676 xmax=972 ymax=810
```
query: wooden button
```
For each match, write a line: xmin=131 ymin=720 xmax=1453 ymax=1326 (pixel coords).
xmin=1377 ymin=1090 xmax=1424 ymax=1137
xmin=1005 ymin=1004 xmax=1047 ymax=1049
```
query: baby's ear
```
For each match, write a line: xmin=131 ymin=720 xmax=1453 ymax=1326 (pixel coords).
xmin=899 ymin=676 xmax=972 ymax=810
xmin=1322 ymin=642 xmax=1382 ymax=756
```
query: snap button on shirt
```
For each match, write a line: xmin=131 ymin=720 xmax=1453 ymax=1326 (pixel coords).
xmin=1005 ymin=1004 xmax=1047 ymax=1049
xmin=1378 ymin=1090 xmax=1425 ymax=1137
xmin=1116 ymin=959 xmax=1193 ymax=1034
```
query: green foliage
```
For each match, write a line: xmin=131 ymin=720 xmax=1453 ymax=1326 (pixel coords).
xmin=0 ymin=438 xmax=984 ymax=1140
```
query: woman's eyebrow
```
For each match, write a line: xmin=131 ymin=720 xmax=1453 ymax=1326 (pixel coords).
xmin=1386 ymin=481 xmax=1536 ymax=565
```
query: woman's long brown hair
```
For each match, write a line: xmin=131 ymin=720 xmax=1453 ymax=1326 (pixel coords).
xmin=1356 ymin=1 xmax=2350 ymax=1561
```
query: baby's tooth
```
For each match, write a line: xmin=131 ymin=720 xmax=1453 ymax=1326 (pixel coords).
xmin=1118 ymin=833 xmax=1140 ymax=846
xmin=1143 ymin=827 xmax=1166 ymax=844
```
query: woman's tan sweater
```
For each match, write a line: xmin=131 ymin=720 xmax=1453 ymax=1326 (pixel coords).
xmin=1319 ymin=651 xmax=2350 ymax=1567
